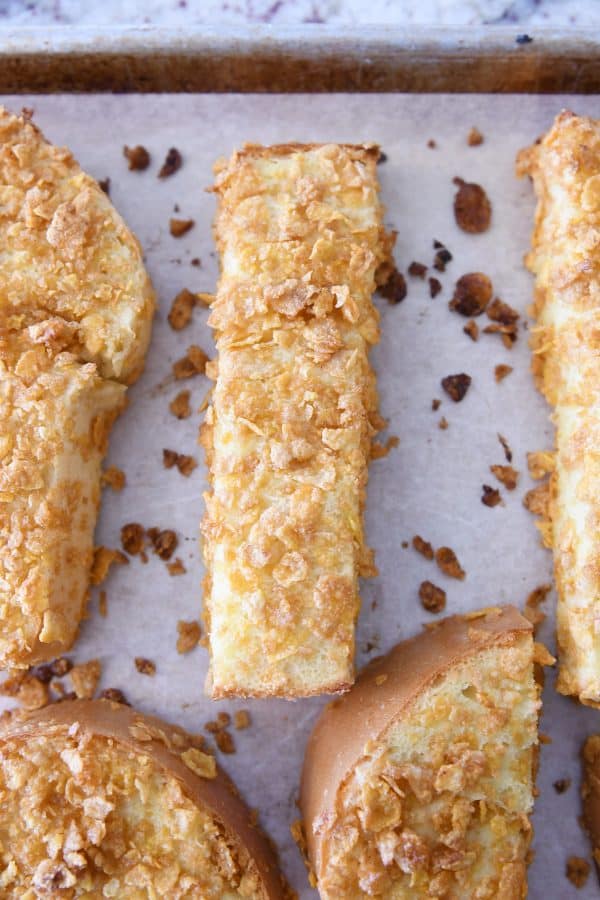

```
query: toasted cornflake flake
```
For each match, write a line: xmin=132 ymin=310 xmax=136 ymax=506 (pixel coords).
xmin=101 ymin=465 xmax=126 ymax=492
xmin=497 ymin=433 xmax=513 ymax=463
xmin=90 ymin=546 xmax=128 ymax=585
xmin=431 ymin=398 xmax=441 ymax=411
xmin=203 ymin=143 xmax=392 ymax=698
xmin=495 ymin=364 xmax=513 ymax=382
xmin=419 ymin=581 xmax=446 ymax=613
xmin=0 ymin=672 xmax=49 ymax=709
xmin=120 ymin=522 xmax=146 ymax=556
xmin=167 ymin=557 xmax=187 ymax=576
xmin=432 ymin=240 xmax=453 ymax=272
xmin=435 ymin=547 xmax=465 ymax=580
xmin=453 ymin=177 xmax=492 ymax=233
xmin=412 ymin=535 xmax=434 ymax=560
xmin=463 ymin=320 xmax=479 ymax=341
xmin=379 ymin=267 xmax=407 ymax=304
xmin=490 ymin=464 xmax=519 ymax=490
xmin=99 ymin=687 xmax=128 ymax=704
xmin=523 ymin=482 xmax=550 ymax=517
xmin=135 ymin=657 xmax=156 ymax=676
xmin=449 ymin=272 xmax=492 ymax=317
xmin=215 ymin=730 xmax=236 ymax=754
xmin=441 ymin=373 xmax=471 ymax=402
xmin=467 ymin=127 xmax=484 ymax=146
xmin=173 ymin=345 xmax=209 ymax=379
xmin=371 ymin=435 xmax=399 ymax=460
xmin=163 ymin=448 xmax=198 ymax=477
xmin=168 ymin=288 xmax=197 ymax=330
xmin=182 ymin=747 xmax=217 ymax=779
xmin=527 ymin=450 xmax=555 ymax=480
xmin=70 ymin=659 xmax=101 ymax=699
xmin=438 ymin=416 xmax=449 ymax=430
xmin=428 ymin=277 xmax=442 ymax=298
xmin=408 ymin=261 xmax=427 ymax=279
xmin=158 ymin=147 xmax=182 ymax=178
xmin=481 ymin=485 xmax=503 ymax=507
xmin=148 ymin=528 xmax=178 ymax=560
xmin=487 ymin=297 xmax=519 ymax=325
xmin=566 ymin=856 xmax=590 ymax=888
xmin=123 ymin=144 xmax=150 ymax=171
xmin=169 ymin=389 xmax=192 ymax=419
xmin=169 ymin=218 xmax=195 ymax=238
xmin=234 ymin=709 xmax=251 ymax=730
xmin=177 ymin=620 xmax=201 ymax=654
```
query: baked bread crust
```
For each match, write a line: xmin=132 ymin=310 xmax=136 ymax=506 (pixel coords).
xmin=300 ymin=606 xmax=539 ymax=898
xmin=0 ymin=699 xmax=289 ymax=898
xmin=517 ymin=111 xmax=600 ymax=706
xmin=201 ymin=142 xmax=393 ymax=698
xmin=0 ymin=108 xmax=155 ymax=668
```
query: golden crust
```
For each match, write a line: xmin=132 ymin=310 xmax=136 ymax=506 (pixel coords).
xmin=0 ymin=700 xmax=289 ymax=899
xmin=300 ymin=606 xmax=539 ymax=899
xmin=0 ymin=108 xmax=155 ymax=668
xmin=517 ymin=111 xmax=600 ymax=706
xmin=201 ymin=142 xmax=392 ymax=698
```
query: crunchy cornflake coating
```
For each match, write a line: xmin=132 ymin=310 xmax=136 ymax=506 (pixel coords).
xmin=517 ymin=111 xmax=600 ymax=706
xmin=201 ymin=142 xmax=393 ymax=698
xmin=0 ymin=108 xmax=154 ymax=669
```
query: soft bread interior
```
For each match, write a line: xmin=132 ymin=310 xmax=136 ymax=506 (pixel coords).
xmin=0 ymin=724 xmax=267 ymax=898
xmin=316 ymin=631 xmax=537 ymax=899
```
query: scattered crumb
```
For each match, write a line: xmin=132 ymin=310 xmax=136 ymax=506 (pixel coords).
xmin=553 ymin=778 xmax=571 ymax=794
xmin=215 ymin=730 xmax=236 ymax=754
xmin=98 ymin=177 xmax=110 ymax=195
xmin=481 ymin=484 xmax=503 ymax=507
xmin=32 ymin=657 xmax=72 ymax=683
xmin=438 ymin=416 xmax=449 ymax=430
xmin=163 ymin=448 xmax=198 ymax=477
xmin=427 ymin=139 xmax=437 ymax=149
xmin=196 ymin=292 xmax=214 ymax=308
xmin=123 ymin=144 xmax=150 ymax=171
xmin=441 ymin=373 xmax=472 ymax=402
xmin=464 ymin=319 xmax=479 ymax=341
xmin=449 ymin=272 xmax=492 ymax=316
xmin=147 ymin=528 xmax=178 ymax=560
xmin=99 ymin=688 xmax=129 ymax=705
xmin=191 ymin=257 xmax=202 ymax=267
xmin=516 ymin=33 xmax=533 ymax=44
xmin=431 ymin=398 xmax=441 ymax=411
xmin=167 ymin=557 xmax=187 ymax=576
xmin=432 ymin=240 xmax=452 ymax=272
xmin=177 ymin=619 xmax=202 ymax=654
xmin=90 ymin=546 xmax=128 ymax=585
xmin=135 ymin=657 xmax=156 ymax=676
xmin=498 ymin=433 xmax=513 ymax=462
xmin=408 ymin=261 xmax=427 ymax=279
xmin=234 ymin=710 xmax=251 ymax=730
xmin=168 ymin=288 xmax=197 ymax=330
xmin=428 ymin=277 xmax=442 ymax=298
xmin=173 ymin=345 xmax=210 ymax=379
xmin=401 ymin=541 xmax=409 ymax=549
xmin=435 ymin=547 xmax=465 ymax=580
xmin=523 ymin=482 xmax=550 ymax=517
xmin=527 ymin=450 xmax=555 ymax=480
xmin=412 ymin=535 xmax=434 ymax=560
xmin=487 ymin=297 xmax=519 ymax=325
xmin=371 ymin=435 xmax=399 ymax=460
xmin=566 ymin=857 xmax=590 ymax=889
xmin=158 ymin=147 xmax=182 ymax=178
xmin=378 ymin=267 xmax=407 ymax=304
xmin=169 ymin=389 xmax=192 ymax=419
xmin=539 ymin=732 xmax=552 ymax=744
xmin=101 ymin=465 xmax=126 ymax=492
xmin=495 ymin=364 xmax=513 ymax=382
xmin=490 ymin=464 xmax=519 ymax=490
xmin=453 ymin=177 xmax=492 ymax=233
xmin=169 ymin=218 xmax=195 ymax=238
xmin=70 ymin=660 xmax=101 ymax=700
xmin=467 ymin=127 xmax=484 ymax=146
xmin=483 ymin=322 xmax=518 ymax=348
xmin=419 ymin=580 xmax=447 ymax=614
xmin=377 ymin=150 xmax=388 ymax=164
xmin=99 ymin=591 xmax=108 ymax=618
xmin=181 ymin=747 xmax=216 ymax=779
xmin=0 ymin=672 xmax=49 ymax=709
xmin=120 ymin=522 xmax=146 ymax=556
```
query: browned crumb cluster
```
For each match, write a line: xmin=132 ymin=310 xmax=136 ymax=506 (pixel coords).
xmin=234 ymin=709 xmax=251 ymax=730
xmin=438 ymin=416 xmax=449 ymax=430
xmin=70 ymin=659 xmax=101 ymax=699
xmin=158 ymin=147 xmax=182 ymax=178
xmin=441 ymin=372 xmax=472 ymax=402
xmin=463 ymin=319 xmax=479 ymax=341
xmin=490 ymin=464 xmax=519 ymax=490
xmin=101 ymin=465 xmax=126 ymax=492
xmin=566 ymin=856 xmax=590 ymax=888
xmin=168 ymin=288 xmax=197 ymax=330
xmin=121 ymin=522 xmax=146 ymax=556
xmin=177 ymin=620 xmax=202 ymax=654
xmin=453 ymin=177 xmax=492 ymax=233
xmin=135 ymin=657 xmax=156 ymax=676
xmin=428 ymin=277 xmax=442 ymax=298
xmin=89 ymin=546 xmax=128 ymax=586
xmin=169 ymin=218 xmax=195 ymax=238
xmin=481 ymin=485 xmax=503 ymax=508
xmin=378 ymin=266 xmax=407 ymax=304
xmin=123 ymin=144 xmax=150 ymax=171
xmin=412 ymin=535 xmax=434 ymax=560
xmin=147 ymin=528 xmax=178 ymax=560
xmin=432 ymin=240 xmax=453 ymax=272
xmin=467 ymin=127 xmax=484 ymax=147
xmin=495 ymin=364 xmax=513 ymax=382
xmin=435 ymin=546 xmax=466 ymax=580
xmin=173 ymin=345 xmax=210 ymax=379
xmin=167 ymin=558 xmax=187 ymax=576
xmin=498 ymin=433 xmax=513 ymax=462
xmin=523 ymin=483 xmax=550 ymax=517
xmin=370 ymin=435 xmax=399 ymax=460
xmin=120 ymin=523 xmax=180 ymax=568
xmin=419 ymin=580 xmax=447 ymax=613
xmin=408 ymin=261 xmax=427 ymax=279
xmin=449 ymin=272 xmax=492 ymax=316
xmin=163 ymin=448 xmax=198 ymax=477
xmin=169 ymin=389 xmax=192 ymax=419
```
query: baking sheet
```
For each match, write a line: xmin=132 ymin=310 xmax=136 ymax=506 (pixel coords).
xmin=1 ymin=92 xmax=600 ymax=898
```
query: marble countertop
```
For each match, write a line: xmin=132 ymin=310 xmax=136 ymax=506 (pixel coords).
xmin=0 ymin=0 xmax=596 ymax=28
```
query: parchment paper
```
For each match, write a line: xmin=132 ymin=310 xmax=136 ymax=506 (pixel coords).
xmin=1 ymin=92 xmax=600 ymax=899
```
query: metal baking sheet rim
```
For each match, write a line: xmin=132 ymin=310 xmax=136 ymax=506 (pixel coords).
xmin=1 ymin=25 xmax=600 ymax=94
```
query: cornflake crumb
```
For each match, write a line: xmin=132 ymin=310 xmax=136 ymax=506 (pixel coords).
xmin=158 ymin=147 xmax=182 ymax=178
xmin=441 ymin=372 xmax=472 ymax=402
xmin=99 ymin=688 xmax=128 ymax=705
xmin=195 ymin=292 xmax=214 ymax=308
xmin=487 ymin=297 xmax=519 ymax=325
xmin=90 ymin=547 xmax=128 ymax=585
xmin=553 ymin=778 xmax=571 ymax=794
xmin=490 ymin=464 xmax=519 ymax=490
xmin=378 ymin=267 xmax=407 ymax=304
xmin=98 ymin=177 xmax=110 ymax=195
xmin=498 ymin=433 xmax=513 ymax=462
xmin=495 ymin=364 xmax=513 ymax=382
xmin=431 ymin=398 xmax=441 ymax=411
xmin=173 ymin=345 xmax=210 ymax=379
xmin=70 ymin=660 xmax=101 ymax=699
xmin=433 ymin=239 xmax=452 ymax=272
xmin=215 ymin=730 xmax=236 ymax=754
xmin=453 ymin=177 xmax=492 ymax=233
xmin=408 ymin=261 xmax=427 ymax=279
xmin=182 ymin=747 xmax=216 ymax=779
xmin=167 ymin=558 xmax=187 ymax=576
xmin=464 ymin=320 xmax=479 ymax=341
xmin=148 ymin=528 xmax=178 ymax=560
xmin=371 ymin=435 xmax=399 ymax=459
xmin=234 ymin=709 xmax=251 ymax=730
xmin=438 ymin=416 xmax=449 ymax=430
xmin=523 ymin=482 xmax=550 ymax=517
xmin=123 ymin=145 xmax=150 ymax=171
xmin=467 ymin=127 xmax=484 ymax=146
xmin=163 ymin=449 xmax=198 ymax=477
xmin=524 ymin=583 xmax=551 ymax=631
xmin=428 ymin=276 xmax=442 ymax=298
xmin=169 ymin=389 xmax=192 ymax=419
xmin=419 ymin=581 xmax=447 ymax=613
xmin=169 ymin=218 xmax=195 ymax=238
xmin=482 ymin=484 xmax=503 ymax=507
xmin=135 ymin=657 xmax=156 ymax=676
xmin=121 ymin=522 xmax=146 ymax=556
xmin=168 ymin=288 xmax=196 ymax=330
xmin=101 ymin=465 xmax=126 ymax=492
xmin=427 ymin=139 xmax=437 ymax=149
xmin=565 ymin=857 xmax=590 ymax=889
xmin=483 ymin=322 xmax=518 ymax=348
xmin=528 ymin=450 xmax=555 ymax=480
xmin=0 ymin=672 xmax=49 ymax=709
xmin=449 ymin=272 xmax=492 ymax=316
xmin=177 ymin=619 xmax=202 ymax=654
xmin=435 ymin=547 xmax=466 ymax=580
xmin=99 ymin=590 xmax=108 ymax=617
xmin=412 ymin=535 xmax=434 ymax=560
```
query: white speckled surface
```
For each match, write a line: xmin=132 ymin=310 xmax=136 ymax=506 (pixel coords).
xmin=0 ymin=0 xmax=597 ymax=28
